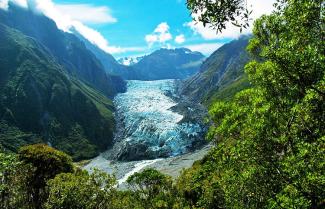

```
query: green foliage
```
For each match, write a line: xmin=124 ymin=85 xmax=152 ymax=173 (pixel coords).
xmin=46 ymin=169 xmax=116 ymax=209
xmin=127 ymin=168 xmax=177 ymax=209
xmin=1 ymin=144 xmax=74 ymax=209
xmin=18 ymin=144 xmax=74 ymax=208
xmin=18 ymin=144 xmax=74 ymax=177
xmin=0 ymin=151 xmax=33 ymax=209
xmin=0 ymin=121 xmax=41 ymax=152
xmin=186 ymin=0 xmax=251 ymax=33
xmin=178 ymin=0 xmax=325 ymax=208
xmin=181 ymin=35 xmax=252 ymax=103
xmin=1 ymin=1 xmax=324 ymax=209
xmin=0 ymin=24 xmax=116 ymax=160
xmin=205 ymin=75 xmax=251 ymax=105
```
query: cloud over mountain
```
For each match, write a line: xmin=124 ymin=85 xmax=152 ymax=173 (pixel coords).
xmin=0 ymin=0 xmax=144 ymax=55
xmin=145 ymin=22 xmax=173 ymax=47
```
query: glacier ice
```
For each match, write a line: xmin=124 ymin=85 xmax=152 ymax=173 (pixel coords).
xmin=113 ymin=79 xmax=204 ymax=159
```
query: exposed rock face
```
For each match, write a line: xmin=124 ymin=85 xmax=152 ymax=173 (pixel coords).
xmin=180 ymin=36 xmax=252 ymax=104
xmin=107 ymin=80 xmax=207 ymax=161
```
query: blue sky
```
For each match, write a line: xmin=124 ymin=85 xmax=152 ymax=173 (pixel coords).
xmin=53 ymin=0 xmax=231 ymax=58
xmin=2 ymin=0 xmax=276 ymax=58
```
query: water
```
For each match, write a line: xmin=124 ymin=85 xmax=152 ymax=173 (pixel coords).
xmin=117 ymin=159 xmax=162 ymax=185
xmin=84 ymin=145 xmax=211 ymax=186
xmin=112 ymin=79 xmax=204 ymax=159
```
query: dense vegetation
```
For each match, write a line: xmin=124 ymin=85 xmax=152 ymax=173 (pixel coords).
xmin=179 ymin=0 xmax=324 ymax=208
xmin=0 ymin=4 xmax=125 ymax=97
xmin=0 ymin=24 xmax=116 ymax=160
xmin=0 ymin=0 xmax=323 ymax=208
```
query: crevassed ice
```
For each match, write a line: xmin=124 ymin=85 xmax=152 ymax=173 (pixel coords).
xmin=114 ymin=80 xmax=203 ymax=156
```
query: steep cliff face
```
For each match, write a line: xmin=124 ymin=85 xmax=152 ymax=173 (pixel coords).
xmin=0 ymin=4 xmax=125 ymax=97
xmin=0 ymin=23 xmax=116 ymax=160
xmin=180 ymin=36 xmax=252 ymax=104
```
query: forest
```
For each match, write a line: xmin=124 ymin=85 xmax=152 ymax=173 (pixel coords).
xmin=0 ymin=0 xmax=324 ymax=208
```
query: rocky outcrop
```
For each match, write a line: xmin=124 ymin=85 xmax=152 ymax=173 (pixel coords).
xmin=179 ymin=36 xmax=252 ymax=104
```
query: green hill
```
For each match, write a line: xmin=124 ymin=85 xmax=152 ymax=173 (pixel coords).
xmin=0 ymin=24 xmax=115 ymax=160
xmin=0 ymin=4 xmax=125 ymax=98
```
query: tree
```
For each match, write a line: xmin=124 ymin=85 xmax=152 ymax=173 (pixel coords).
xmin=186 ymin=0 xmax=252 ymax=33
xmin=180 ymin=0 xmax=325 ymax=208
xmin=127 ymin=168 xmax=177 ymax=209
xmin=18 ymin=144 xmax=74 ymax=209
xmin=46 ymin=169 xmax=116 ymax=209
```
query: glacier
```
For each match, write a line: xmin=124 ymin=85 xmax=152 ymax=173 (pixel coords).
xmin=111 ymin=79 xmax=205 ymax=160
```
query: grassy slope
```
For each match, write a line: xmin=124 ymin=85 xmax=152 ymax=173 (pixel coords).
xmin=181 ymin=36 xmax=252 ymax=106
xmin=0 ymin=24 xmax=115 ymax=160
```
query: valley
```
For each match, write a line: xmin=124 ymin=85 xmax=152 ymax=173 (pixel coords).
xmin=84 ymin=79 xmax=209 ymax=180
xmin=1 ymin=1 xmax=323 ymax=208
xmin=84 ymin=144 xmax=211 ymax=187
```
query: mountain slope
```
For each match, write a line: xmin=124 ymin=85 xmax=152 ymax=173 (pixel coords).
xmin=73 ymin=30 xmax=138 ymax=80
xmin=131 ymin=48 xmax=205 ymax=80
xmin=0 ymin=23 xmax=116 ymax=160
xmin=0 ymin=4 xmax=125 ymax=97
xmin=180 ymin=36 xmax=252 ymax=105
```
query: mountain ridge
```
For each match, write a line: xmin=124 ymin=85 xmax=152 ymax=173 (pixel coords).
xmin=0 ymin=4 xmax=125 ymax=97
xmin=180 ymin=36 xmax=252 ymax=105
xmin=130 ymin=48 xmax=205 ymax=80
xmin=0 ymin=16 xmax=117 ymax=160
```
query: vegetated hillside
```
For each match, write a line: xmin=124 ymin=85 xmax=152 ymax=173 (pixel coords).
xmin=180 ymin=36 xmax=251 ymax=105
xmin=131 ymin=48 xmax=205 ymax=80
xmin=73 ymin=30 xmax=139 ymax=80
xmin=0 ymin=23 xmax=116 ymax=160
xmin=0 ymin=4 xmax=125 ymax=97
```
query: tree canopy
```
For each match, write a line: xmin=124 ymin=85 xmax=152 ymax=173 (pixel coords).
xmin=0 ymin=0 xmax=324 ymax=209
xmin=186 ymin=0 xmax=252 ymax=32
xmin=181 ymin=0 xmax=324 ymax=208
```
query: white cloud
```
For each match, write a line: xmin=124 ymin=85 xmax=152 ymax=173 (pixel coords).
xmin=186 ymin=0 xmax=276 ymax=40
xmin=145 ymin=22 xmax=173 ymax=47
xmin=55 ymin=4 xmax=117 ymax=24
xmin=0 ymin=0 xmax=9 ymax=10
xmin=184 ymin=43 xmax=224 ymax=55
xmin=175 ymin=34 xmax=185 ymax=44
xmin=159 ymin=32 xmax=172 ymax=43
xmin=154 ymin=22 xmax=169 ymax=33
xmin=145 ymin=34 xmax=158 ymax=44
xmin=0 ymin=0 xmax=28 ymax=10
xmin=0 ymin=0 xmax=144 ymax=55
